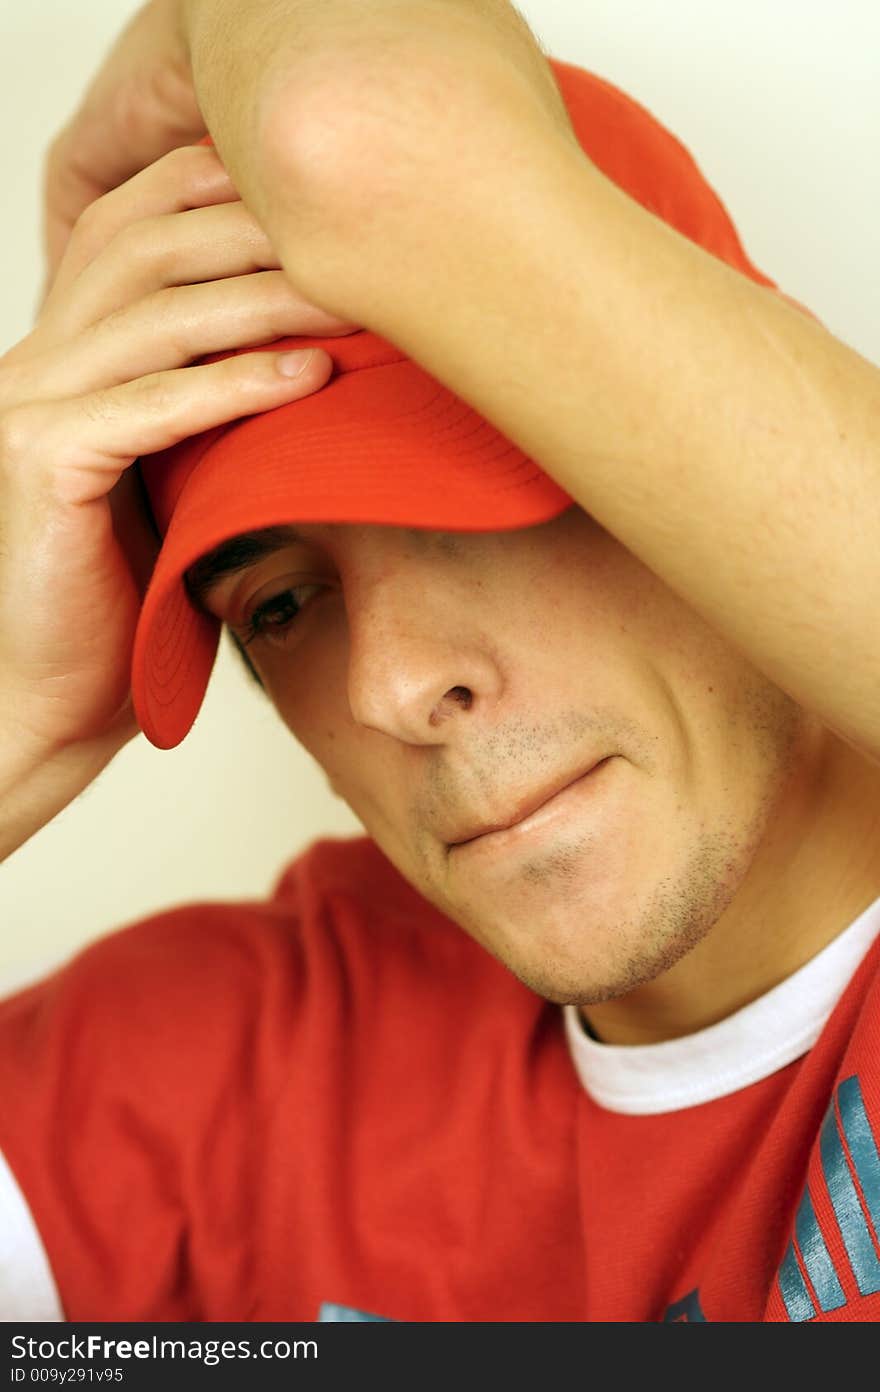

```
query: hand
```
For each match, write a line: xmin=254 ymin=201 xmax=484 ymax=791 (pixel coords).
xmin=1 ymin=142 xmax=358 ymax=757
xmin=39 ymin=0 xmax=204 ymax=308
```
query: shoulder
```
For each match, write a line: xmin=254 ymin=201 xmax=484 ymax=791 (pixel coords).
xmin=0 ymin=836 xmax=499 ymax=1086
xmin=0 ymin=836 xmax=539 ymax=1319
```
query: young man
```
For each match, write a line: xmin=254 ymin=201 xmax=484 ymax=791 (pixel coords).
xmin=1 ymin=0 xmax=879 ymax=1322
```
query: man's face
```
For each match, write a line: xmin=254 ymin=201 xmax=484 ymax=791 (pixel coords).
xmin=204 ymin=505 xmax=817 ymax=1005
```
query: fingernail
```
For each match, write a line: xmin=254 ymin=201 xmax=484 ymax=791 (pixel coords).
xmin=277 ymin=349 xmax=316 ymax=378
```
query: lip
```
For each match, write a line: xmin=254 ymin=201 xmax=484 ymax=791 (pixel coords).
xmin=448 ymin=757 xmax=612 ymax=849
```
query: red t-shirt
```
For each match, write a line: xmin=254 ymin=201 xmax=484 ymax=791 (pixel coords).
xmin=0 ymin=836 xmax=878 ymax=1322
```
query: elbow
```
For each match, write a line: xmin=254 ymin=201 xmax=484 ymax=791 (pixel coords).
xmin=257 ymin=59 xmax=416 ymax=232
xmin=257 ymin=28 xmax=523 ymax=240
xmin=256 ymin=58 xmax=442 ymax=314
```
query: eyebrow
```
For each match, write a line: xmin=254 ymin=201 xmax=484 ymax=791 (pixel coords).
xmin=183 ymin=526 xmax=305 ymax=613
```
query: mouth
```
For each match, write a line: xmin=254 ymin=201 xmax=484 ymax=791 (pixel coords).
xmin=448 ymin=756 xmax=614 ymax=850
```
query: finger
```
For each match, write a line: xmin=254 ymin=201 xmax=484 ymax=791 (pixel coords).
xmin=2 ymin=349 xmax=334 ymax=509
xmin=45 ymin=145 xmax=239 ymax=309
xmin=42 ymin=65 xmax=206 ymax=289
xmin=39 ymin=138 xmax=106 ymax=314
xmin=9 ymin=271 xmax=360 ymax=404
xmin=41 ymin=202 xmax=297 ymax=342
xmin=42 ymin=119 xmax=208 ymax=287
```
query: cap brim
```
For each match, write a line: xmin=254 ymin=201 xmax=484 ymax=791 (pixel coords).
xmin=132 ymin=355 xmax=570 ymax=749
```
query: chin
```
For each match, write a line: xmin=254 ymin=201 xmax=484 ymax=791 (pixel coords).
xmin=446 ymin=851 xmax=736 ymax=1008
xmin=467 ymin=910 xmax=701 ymax=1007
xmin=448 ymin=894 xmax=629 ymax=1006
xmin=406 ymin=775 xmax=758 ymax=1005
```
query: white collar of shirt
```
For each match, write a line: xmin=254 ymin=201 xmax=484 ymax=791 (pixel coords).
xmin=563 ymin=894 xmax=880 ymax=1115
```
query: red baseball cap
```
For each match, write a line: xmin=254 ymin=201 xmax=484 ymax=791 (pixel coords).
xmin=133 ymin=57 xmax=816 ymax=749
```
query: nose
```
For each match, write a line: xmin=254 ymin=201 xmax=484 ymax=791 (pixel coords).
xmin=346 ymin=575 xmax=503 ymax=745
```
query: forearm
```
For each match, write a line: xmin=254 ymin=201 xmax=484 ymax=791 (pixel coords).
xmin=271 ymin=81 xmax=880 ymax=767
xmin=341 ymin=137 xmax=880 ymax=761
xmin=523 ymin=174 xmax=880 ymax=766
xmin=0 ymin=714 xmax=132 ymax=864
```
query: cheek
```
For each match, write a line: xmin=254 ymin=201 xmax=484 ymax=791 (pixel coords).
xmin=259 ymin=613 xmax=351 ymax=748
xmin=259 ymin=628 xmax=387 ymax=813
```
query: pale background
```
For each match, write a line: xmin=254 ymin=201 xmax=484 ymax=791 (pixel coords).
xmin=1 ymin=0 xmax=878 ymax=990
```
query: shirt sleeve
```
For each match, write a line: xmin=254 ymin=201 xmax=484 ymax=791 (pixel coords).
xmin=0 ymin=1145 xmax=63 ymax=1320
xmin=0 ymin=897 xmax=302 ymax=1321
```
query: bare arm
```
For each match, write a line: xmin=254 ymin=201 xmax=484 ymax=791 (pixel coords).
xmin=0 ymin=717 xmax=134 ymax=864
xmin=181 ymin=0 xmax=880 ymax=765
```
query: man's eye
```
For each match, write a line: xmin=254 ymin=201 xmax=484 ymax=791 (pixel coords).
xmin=241 ymin=584 xmax=323 ymax=648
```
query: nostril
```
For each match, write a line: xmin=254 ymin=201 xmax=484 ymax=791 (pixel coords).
xmin=429 ymin=686 xmax=474 ymax=726
xmin=448 ymin=686 xmax=473 ymax=710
